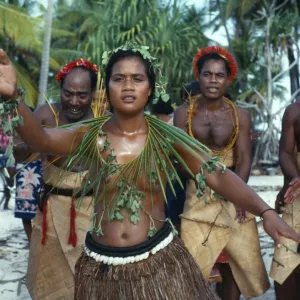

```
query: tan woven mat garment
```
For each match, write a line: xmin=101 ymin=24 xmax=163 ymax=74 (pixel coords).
xmin=181 ymin=149 xmax=270 ymax=299
xmin=26 ymin=162 xmax=92 ymax=300
xmin=270 ymin=153 xmax=300 ymax=284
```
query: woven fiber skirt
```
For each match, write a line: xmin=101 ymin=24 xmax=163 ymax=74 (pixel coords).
xmin=75 ymin=223 xmax=219 ymax=300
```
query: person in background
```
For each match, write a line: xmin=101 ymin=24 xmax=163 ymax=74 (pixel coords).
xmin=270 ymin=101 xmax=300 ymax=300
xmin=14 ymin=59 xmax=99 ymax=299
xmin=166 ymin=80 xmax=201 ymax=231
xmin=14 ymin=107 xmax=43 ymax=242
xmin=174 ymin=46 xmax=270 ymax=299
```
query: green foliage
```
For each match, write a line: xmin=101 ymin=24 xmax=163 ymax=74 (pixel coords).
xmin=0 ymin=1 xmax=75 ymax=107
xmin=53 ymin=0 xmax=208 ymax=103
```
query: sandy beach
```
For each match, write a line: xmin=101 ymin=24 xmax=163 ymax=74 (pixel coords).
xmin=0 ymin=176 xmax=282 ymax=299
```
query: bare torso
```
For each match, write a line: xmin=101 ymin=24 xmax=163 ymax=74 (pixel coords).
xmin=292 ymin=109 xmax=300 ymax=151
xmin=90 ymin=117 xmax=167 ymax=247
xmin=175 ymin=99 xmax=238 ymax=151
xmin=189 ymin=102 xmax=236 ymax=150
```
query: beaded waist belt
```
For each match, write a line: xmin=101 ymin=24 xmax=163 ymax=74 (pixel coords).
xmin=84 ymin=222 xmax=174 ymax=266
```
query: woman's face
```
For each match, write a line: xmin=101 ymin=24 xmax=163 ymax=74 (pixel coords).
xmin=108 ymin=56 xmax=151 ymax=115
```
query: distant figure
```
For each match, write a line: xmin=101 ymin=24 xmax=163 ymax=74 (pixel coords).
xmin=150 ymin=96 xmax=174 ymax=124
xmin=180 ymin=80 xmax=201 ymax=102
xmin=166 ymin=80 xmax=201 ymax=231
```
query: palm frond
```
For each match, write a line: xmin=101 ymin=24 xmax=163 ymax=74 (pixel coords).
xmin=57 ymin=115 xmax=221 ymax=236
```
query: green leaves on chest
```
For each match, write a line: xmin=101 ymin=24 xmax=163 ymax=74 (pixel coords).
xmin=60 ymin=114 xmax=225 ymax=236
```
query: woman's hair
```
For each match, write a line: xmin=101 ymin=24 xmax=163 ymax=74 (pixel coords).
xmin=105 ymin=50 xmax=156 ymax=105
xmin=150 ymin=97 xmax=173 ymax=115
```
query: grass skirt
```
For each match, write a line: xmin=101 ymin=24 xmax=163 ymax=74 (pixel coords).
xmin=75 ymin=236 xmax=219 ymax=300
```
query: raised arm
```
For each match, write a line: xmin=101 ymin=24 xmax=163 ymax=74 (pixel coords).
xmin=15 ymin=101 xmax=86 ymax=156
xmin=0 ymin=49 xmax=86 ymax=157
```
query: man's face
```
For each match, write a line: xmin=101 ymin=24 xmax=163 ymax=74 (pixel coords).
xmin=198 ymin=59 xmax=228 ymax=100
xmin=61 ymin=68 xmax=94 ymax=121
xmin=108 ymin=56 xmax=151 ymax=115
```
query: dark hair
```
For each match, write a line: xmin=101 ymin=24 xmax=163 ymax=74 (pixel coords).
xmin=196 ymin=53 xmax=231 ymax=77
xmin=180 ymin=80 xmax=201 ymax=101
xmin=105 ymin=50 xmax=155 ymax=105
xmin=60 ymin=66 xmax=98 ymax=90
xmin=224 ymin=92 xmax=233 ymax=101
xmin=150 ymin=97 xmax=173 ymax=115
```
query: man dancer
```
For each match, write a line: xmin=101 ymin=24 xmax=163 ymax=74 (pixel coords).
xmin=21 ymin=59 xmax=99 ymax=299
xmin=174 ymin=46 xmax=269 ymax=299
xmin=270 ymin=101 xmax=300 ymax=300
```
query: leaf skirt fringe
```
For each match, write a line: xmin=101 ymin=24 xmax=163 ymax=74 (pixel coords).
xmin=74 ymin=237 xmax=219 ymax=300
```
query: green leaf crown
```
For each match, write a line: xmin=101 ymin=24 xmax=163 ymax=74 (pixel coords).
xmin=101 ymin=41 xmax=169 ymax=104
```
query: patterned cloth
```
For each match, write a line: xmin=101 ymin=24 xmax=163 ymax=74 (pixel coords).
xmin=14 ymin=160 xmax=43 ymax=220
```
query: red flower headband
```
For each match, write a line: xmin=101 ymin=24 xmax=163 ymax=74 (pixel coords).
xmin=192 ymin=46 xmax=238 ymax=83
xmin=56 ymin=58 xmax=98 ymax=82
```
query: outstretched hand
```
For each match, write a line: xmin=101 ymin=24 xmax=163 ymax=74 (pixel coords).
xmin=0 ymin=49 xmax=17 ymax=99
xmin=263 ymin=210 xmax=300 ymax=248
xmin=283 ymin=177 xmax=300 ymax=204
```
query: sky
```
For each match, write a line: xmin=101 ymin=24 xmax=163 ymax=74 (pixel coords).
xmin=181 ymin=0 xmax=229 ymax=45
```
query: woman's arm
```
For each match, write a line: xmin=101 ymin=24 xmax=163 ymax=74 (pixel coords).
xmin=15 ymin=101 xmax=86 ymax=156
xmin=0 ymin=49 xmax=86 ymax=157
xmin=175 ymin=142 xmax=300 ymax=246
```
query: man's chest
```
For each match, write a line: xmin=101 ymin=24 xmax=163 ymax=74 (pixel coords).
xmin=191 ymin=111 xmax=236 ymax=148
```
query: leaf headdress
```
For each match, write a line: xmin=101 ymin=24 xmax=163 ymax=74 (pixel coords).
xmin=102 ymin=41 xmax=169 ymax=104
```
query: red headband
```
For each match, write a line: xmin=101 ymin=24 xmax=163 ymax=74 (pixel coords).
xmin=193 ymin=46 xmax=237 ymax=82
xmin=56 ymin=58 xmax=98 ymax=82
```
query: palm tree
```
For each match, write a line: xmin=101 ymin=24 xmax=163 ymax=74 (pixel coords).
xmin=37 ymin=0 xmax=54 ymax=107
xmin=55 ymin=0 xmax=208 ymax=103
xmin=0 ymin=0 xmax=78 ymax=106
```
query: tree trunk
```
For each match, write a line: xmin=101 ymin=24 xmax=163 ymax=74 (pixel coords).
xmin=37 ymin=0 xmax=54 ymax=107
